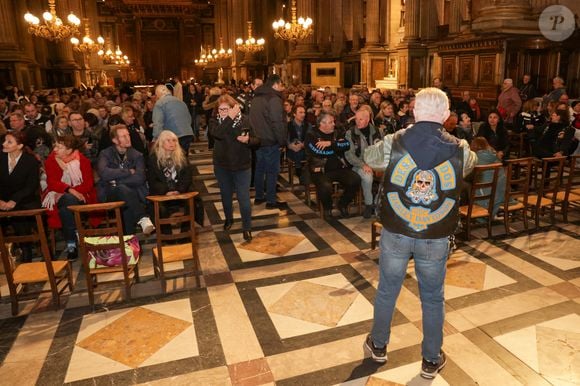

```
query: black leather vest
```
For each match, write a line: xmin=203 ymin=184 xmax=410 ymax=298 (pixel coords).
xmin=379 ymin=134 xmax=463 ymax=239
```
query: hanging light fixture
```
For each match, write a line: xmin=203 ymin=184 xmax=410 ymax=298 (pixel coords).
xmin=211 ymin=37 xmax=233 ymax=60
xmin=272 ymin=0 xmax=313 ymax=42
xmin=98 ymin=44 xmax=130 ymax=66
xmin=194 ymin=46 xmax=212 ymax=66
xmin=235 ymin=21 xmax=265 ymax=53
xmin=24 ymin=0 xmax=81 ymax=41
xmin=71 ymin=19 xmax=104 ymax=55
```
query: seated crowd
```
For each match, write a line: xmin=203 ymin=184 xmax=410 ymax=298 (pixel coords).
xmin=0 ymin=73 xmax=579 ymax=263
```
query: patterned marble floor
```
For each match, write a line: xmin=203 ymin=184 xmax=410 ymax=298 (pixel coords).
xmin=0 ymin=139 xmax=579 ymax=386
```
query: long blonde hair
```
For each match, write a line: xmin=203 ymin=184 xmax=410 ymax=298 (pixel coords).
xmin=153 ymin=130 xmax=187 ymax=170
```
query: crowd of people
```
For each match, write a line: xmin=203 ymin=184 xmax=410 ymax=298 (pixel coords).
xmin=0 ymin=73 xmax=578 ymax=258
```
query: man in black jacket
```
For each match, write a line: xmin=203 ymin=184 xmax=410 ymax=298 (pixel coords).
xmin=249 ymin=75 xmax=287 ymax=209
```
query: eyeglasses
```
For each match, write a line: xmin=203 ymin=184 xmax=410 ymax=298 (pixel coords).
xmin=218 ymin=107 xmax=230 ymax=112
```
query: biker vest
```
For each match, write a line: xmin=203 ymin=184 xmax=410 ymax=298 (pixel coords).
xmin=379 ymin=134 xmax=463 ymax=239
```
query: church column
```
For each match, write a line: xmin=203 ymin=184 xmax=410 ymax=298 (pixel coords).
xmin=472 ymin=0 xmax=535 ymax=34
xmin=449 ymin=0 xmax=462 ymax=35
xmin=404 ymin=0 xmax=420 ymax=42
xmin=351 ymin=0 xmax=362 ymax=51
xmin=365 ymin=0 xmax=380 ymax=47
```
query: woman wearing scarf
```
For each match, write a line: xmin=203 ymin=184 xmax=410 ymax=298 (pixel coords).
xmin=209 ymin=94 xmax=259 ymax=241
xmin=42 ymin=135 xmax=97 ymax=260
xmin=147 ymin=130 xmax=193 ymax=234
xmin=470 ymin=137 xmax=506 ymax=218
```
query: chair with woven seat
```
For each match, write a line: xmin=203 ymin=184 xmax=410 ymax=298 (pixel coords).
xmin=508 ymin=131 xmax=527 ymax=159
xmin=524 ymin=156 xmax=567 ymax=228
xmin=500 ymin=157 xmax=533 ymax=234
xmin=0 ymin=208 xmax=74 ymax=316
xmin=459 ymin=163 xmax=503 ymax=240
xmin=559 ymin=155 xmax=580 ymax=222
xmin=69 ymin=201 xmax=140 ymax=308
xmin=147 ymin=192 xmax=200 ymax=293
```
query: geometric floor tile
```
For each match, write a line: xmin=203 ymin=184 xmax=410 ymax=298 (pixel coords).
xmin=233 ymin=227 xmax=318 ymax=262
xmin=257 ymin=273 xmax=374 ymax=338
xmin=196 ymin=165 xmax=214 ymax=175
xmin=352 ymin=361 xmax=450 ymax=385
xmin=409 ymin=250 xmax=516 ymax=299
xmin=65 ymin=299 xmax=198 ymax=383
xmin=494 ymin=313 xmax=580 ymax=386
xmin=77 ymin=307 xmax=191 ymax=368
xmin=213 ymin=201 xmax=281 ymax=220
xmin=507 ymin=231 xmax=580 ymax=270
xmin=268 ymin=280 xmax=358 ymax=327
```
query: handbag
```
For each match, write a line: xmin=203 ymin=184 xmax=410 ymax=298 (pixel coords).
xmin=85 ymin=235 xmax=141 ymax=268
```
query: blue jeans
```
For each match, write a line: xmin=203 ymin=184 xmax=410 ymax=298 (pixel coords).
xmin=255 ymin=145 xmax=280 ymax=204
xmin=105 ymin=185 xmax=147 ymax=234
xmin=179 ymin=135 xmax=194 ymax=154
xmin=214 ymin=166 xmax=252 ymax=231
xmin=57 ymin=193 xmax=83 ymax=244
xmin=370 ymin=228 xmax=449 ymax=362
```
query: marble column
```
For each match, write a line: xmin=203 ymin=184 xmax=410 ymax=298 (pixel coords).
xmin=404 ymin=0 xmax=420 ymax=42
xmin=351 ymin=0 xmax=362 ymax=51
xmin=365 ymin=0 xmax=380 ymax=47
xmin=419 ymin=0 xmax=437 ymax=41
xmin=472 ymin=0 xmax=536 ymax=33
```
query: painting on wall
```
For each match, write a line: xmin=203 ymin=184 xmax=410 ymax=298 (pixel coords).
xmin=459 ymin=56 xmax=474 ymax=85
xmin=442 ymin=57 xmax=454 ymax=85
xmin=479 ymin=56 xmax=496 ymax=85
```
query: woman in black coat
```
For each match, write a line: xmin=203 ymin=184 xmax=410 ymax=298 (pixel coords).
xmin=0 ymin=131 xmax=41 ymax=262
xmin=209 ymin=94 xmax=259 ymax=241
xmin=147 ymin=130 xmax=193 ymax=234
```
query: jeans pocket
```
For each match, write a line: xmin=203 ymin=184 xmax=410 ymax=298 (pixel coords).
xmin=425 ymin=238 xmax=450 ymax=261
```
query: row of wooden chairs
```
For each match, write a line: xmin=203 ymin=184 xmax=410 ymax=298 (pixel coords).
xmin=371 ymin=155 xmax=580 ymax=248
xmin=0 ymin=192 xmax=200 ymax=315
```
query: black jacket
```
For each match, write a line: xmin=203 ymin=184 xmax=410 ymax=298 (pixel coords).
xmin=249 ymin=86 xmax=286 ymax=146
xmin=147 ymin=153 xmax=192 ymax=195
xmin=0 ymin=152 xmax=41 ymax=210
xmin=305 ymin=126 xmax=350 ymax=173
xmin=210 ymin=114 xmax=259 ymax=171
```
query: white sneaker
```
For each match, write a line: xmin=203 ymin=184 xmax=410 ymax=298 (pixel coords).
xmin=138 ymin=217 xmax=155 ymax=236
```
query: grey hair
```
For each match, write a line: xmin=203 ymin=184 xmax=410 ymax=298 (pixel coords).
xmin=155 ymin=84 xmax=171 ymax=98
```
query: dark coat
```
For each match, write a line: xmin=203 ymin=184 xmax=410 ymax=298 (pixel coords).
xmin=249 ymin=86 xmax=287 ymax=147
xmin=147 ymin=153 xmax=192 ymax=195
xmin=0 ymin=152 xmax=40 ymax=210
xmin=209 ymin=114 xmax=259 ymax=171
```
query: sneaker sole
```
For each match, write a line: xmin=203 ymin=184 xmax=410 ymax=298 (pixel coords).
xmin=363 ymin=341 xmax=387 ymax=363
xmin=143 ymin=225 xmax=155 ymax=236
xmin=420 ymin=360 xmax=447 ymax=379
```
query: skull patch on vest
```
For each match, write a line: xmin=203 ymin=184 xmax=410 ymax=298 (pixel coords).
xmin=406 ymin=170 xmax=438 ymax=205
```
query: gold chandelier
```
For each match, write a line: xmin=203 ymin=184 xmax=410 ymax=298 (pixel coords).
xmin=235 ymin=21 xmax=265 ymax=54
xmin=71 ymin=19 xmax=104 ymax=55
xmin=98 ymin=45 xmax=130 ymax=66
xmin=211 ymin=37 xmax=233 ymax=60
xmin=272 ymin=0 xmax=313 ymax=42
xmin=194 ymin=46 xmax=212 ymax=66
xmin=24 ymin=0 xmax=81 ymax=42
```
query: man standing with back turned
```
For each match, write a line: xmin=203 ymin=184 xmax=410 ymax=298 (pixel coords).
xmin=250 ymin=74 xmax=287 ymax=209
xmin=362 ymin=88 xmax=476 ymax=379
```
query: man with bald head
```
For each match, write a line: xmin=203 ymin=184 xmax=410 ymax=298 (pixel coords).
xmin=152 ymin=84 xmax=193 ymax=153
xmin=344 ymin=106 xmax=382 ymax=218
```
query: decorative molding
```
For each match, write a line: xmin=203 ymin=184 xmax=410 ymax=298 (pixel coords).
xmin=438 ymin=38 xmax=505 ymax=53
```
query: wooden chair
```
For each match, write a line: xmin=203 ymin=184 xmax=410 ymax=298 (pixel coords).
xmin=523 ymin=156 xmax=567 ymax=227
xmin=0 ymin=208 xmax=73 ymax=316
xmin=147 ymin=192 xmax=201 ymax=293
xmin=69 ymin=201 xmax=140 ymax=309
xmin=559 ymin=154 xmax=580 ymax=222
xmin=459 ymin=163 xmax=503 ymax=240
xmin=287 ymin=159 xmax=307 ymax=192
xmin=314 ymin=182 xmax=363 ymax=219
xmin=508 ymin=131 xmax=527 ymax=159
xmin=501 ymin=157 xmax=533 ymax=234
xmin=371 ymin=221 xmax=382 ymax=250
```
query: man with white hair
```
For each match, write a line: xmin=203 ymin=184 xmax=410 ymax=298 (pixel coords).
xmin=497 ymin=78 xmax=522 ymax=126
xmin=362 ymin=88 xmax=476 ymax=379
xmin=152 ymin=84 xmax=193 ymax=153
xmin=544 ymin=76 xmax=567 ymax=105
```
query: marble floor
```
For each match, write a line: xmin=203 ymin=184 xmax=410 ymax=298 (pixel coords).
xmin=0 ymin=139 xmax=579 ymax=386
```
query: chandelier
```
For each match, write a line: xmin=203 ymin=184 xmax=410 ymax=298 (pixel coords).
xmin=194 ymin=46 xmax=212 ymax=66
xmin=98 ymin=45 xmax=130 ymax=66
xmin=71 ymin=20 xmax=104 ymax=55
xmin=210 ymin=37 xmax=233 ymax=60
xmin=235 ymin=21 xmax=265 ymax=54
xmin=24 ymin=0 xmax=81 ymax=41
xmin=272 ymin=0 xmax=313 ymax=42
